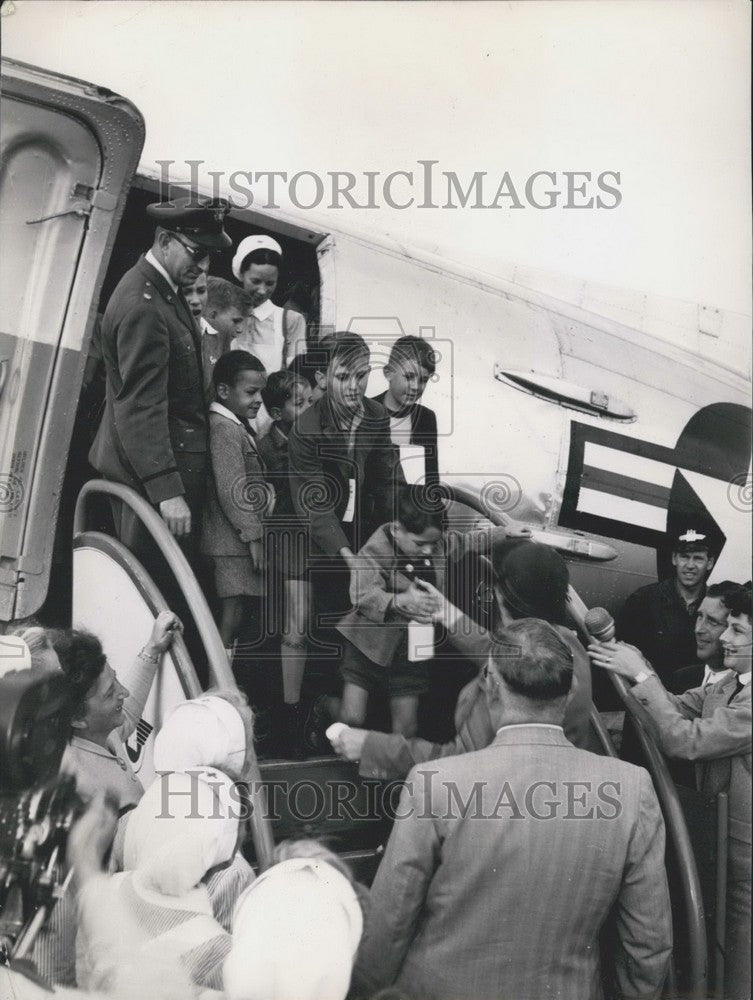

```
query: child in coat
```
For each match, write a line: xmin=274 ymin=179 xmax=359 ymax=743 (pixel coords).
xmin=201 ymin=350 xmax=273 ymax=666
xmin=258 ymin=370 xmax=313 ymax=756
xmin=337 ymin=486 xmax=530 ymax=736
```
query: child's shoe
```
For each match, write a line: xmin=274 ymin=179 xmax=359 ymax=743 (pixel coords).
xmin=278 ymin=702 xmax=306 ymax=761
xmin=304 ymin=695 xmax=334 ymax=756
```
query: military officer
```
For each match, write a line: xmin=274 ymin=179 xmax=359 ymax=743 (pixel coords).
xmin=90 ymin=197 xmax=231 ymax=558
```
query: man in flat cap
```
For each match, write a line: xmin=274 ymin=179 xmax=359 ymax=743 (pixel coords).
xmin=90 ymin=197 xmax=230 ymax=557
xmin=617 ymin=525 xmax=719 ymax=682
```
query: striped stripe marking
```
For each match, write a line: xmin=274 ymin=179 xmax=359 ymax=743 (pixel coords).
xmin=577 ymin=442 xmax=676 ymax=530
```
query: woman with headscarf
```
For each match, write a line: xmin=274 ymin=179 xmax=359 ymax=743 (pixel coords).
xmin=6 ymin=623 xmax=62 ymax=673
xmin=223 ymin=850 xmax=364 ymax=1000
xmin=151 ymin=690 xmax=257 ymax=932
xmin=76 ymin=769 xmax=239 ymax=992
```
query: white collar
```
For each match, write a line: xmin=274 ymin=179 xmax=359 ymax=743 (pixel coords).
xmin=252 ymin=299 xmax=275 ymax=321
xmin=495 ymin=723 xmax=564 ymax=735
xmin=209 ymin=401 xmax=243 ymax=425
xmin=703 ymin=665 xmax=732 ymax=688
xmin=201 ymin=318 xmax=219 ymax=337
xmin=145 ymin=249 xmax=178 ymax=293
xmin=738 ymin=672 xmax=751 ymax=687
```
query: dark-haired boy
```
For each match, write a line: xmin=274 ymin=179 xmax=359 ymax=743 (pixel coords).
xmin=336 ymin=486 xmax=529 ymax=736
xmin=288 ymin=334 xmax=407 ymax=702
xmin=288 ymin=333 xmax=405 ymax=566
xmin=287 ymin=345 xmax=331 ymax=404
xmin=258 ymin=370 xmax=313 ymax=755
xmin=201 ymin=350 xmax=271 ymax=665
xmin=374 ymin=335 xmax=439 ymax=486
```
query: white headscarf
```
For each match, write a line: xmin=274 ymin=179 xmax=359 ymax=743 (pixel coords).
xmin=153 ymin=695 xmax=247 ymax=777
xmin=124 ymin=769 xmax=239 ymax=897
xmin=232 ymin=234 xmax=283 ymax=280
xmin=0 ymin=634 xmax=32 ymax=676
xmin=223 ymin=858 xmax=363 ymax=1000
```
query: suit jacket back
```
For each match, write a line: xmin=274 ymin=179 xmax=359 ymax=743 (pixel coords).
xmin=354 ymin=726 xmax=671 ymax=1000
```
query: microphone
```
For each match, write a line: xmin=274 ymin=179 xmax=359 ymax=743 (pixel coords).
xmin=584 ymin=607 xmax=615 ymax=643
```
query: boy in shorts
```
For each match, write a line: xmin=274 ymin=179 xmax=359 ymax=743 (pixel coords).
xmin=336 ymin=486 xmax=528 ymax=736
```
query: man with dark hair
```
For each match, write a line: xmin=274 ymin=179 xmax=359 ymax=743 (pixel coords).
xmin=591 ymin=584 xmax=751 ymax=1000
xmin=617 ymin=525 xmax=718 ymax=679
xmin=354 ymin=618 xmax=671 ymax=1000
xmin=90 ymin=197 xmax=231 ymax=554
xmin=669 ymin=579 xmax=740 ymax=693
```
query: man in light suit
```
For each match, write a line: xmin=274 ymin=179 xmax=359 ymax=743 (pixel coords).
xmin=591 ymin=583 xmax=751 ymax=1000
xmin=353 ymin=618 xmax=672 ymax=1000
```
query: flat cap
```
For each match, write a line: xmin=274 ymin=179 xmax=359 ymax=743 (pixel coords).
xmin=147 ymin=196 xmax=232 ymax=250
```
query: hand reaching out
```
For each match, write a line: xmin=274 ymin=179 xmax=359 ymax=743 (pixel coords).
xmin=588 ymin=640 xmax=652 ymax=682
xmin=146 ymin=611 xmax=182 ymax=655
xmin=395 ymin=581 xmax=440 ymax=622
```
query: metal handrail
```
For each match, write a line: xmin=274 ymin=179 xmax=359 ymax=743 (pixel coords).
xmin=442 ymin=484 xmax=618 ymax=757
xmin=567 ymin=589 xmax=708 ymax=1000
xmin=74 ymin=480 xmax=232 ymax=687
xmin=714 ymin=793 xmax=728 ymax=999
xmin=73 ymin=479 xmax=275 ymax=871
xmin=445 ymin=484 xmax=617 ymax=561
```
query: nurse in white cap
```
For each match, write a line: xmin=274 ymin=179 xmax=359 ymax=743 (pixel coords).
xmin=231 ymin=235 xmax=306 ymax=375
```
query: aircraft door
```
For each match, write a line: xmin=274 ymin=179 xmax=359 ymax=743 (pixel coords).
xmin=0 ymin=61 xmax=144 ymax=620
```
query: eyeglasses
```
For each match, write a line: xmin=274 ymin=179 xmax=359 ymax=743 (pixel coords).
xmin=171 ymin=232 xmax=210 ymax=262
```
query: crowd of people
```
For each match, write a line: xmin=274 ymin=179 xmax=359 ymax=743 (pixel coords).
xmin=3 ymin=195 xmax=750 ymax=1000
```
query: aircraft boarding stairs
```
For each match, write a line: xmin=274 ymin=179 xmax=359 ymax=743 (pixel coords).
xmin=72 ymin=480 xmax=728 ymax=999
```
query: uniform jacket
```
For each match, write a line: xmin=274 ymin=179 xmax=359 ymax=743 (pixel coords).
xmin=359 ymin=624 xmax=593 ymax=778
xmin=90 ymin=256 xmax=207 ymax=504
xmin=372 ymin=390 xmax=439 ymax=486
xmin=616 ymin=577 xmax=703 ymax=678
xmin=353 ymin=726 xmax=672 ymax=1000
xmin=200 ymin=406 xmax=272 ymax=557
xmin=337 ymin=523 xmax=508 ymax=667
xmin=630 ymin=672 xmax=751 ymax=846
xmin=287 ymin=395 xmax=405 ymax=557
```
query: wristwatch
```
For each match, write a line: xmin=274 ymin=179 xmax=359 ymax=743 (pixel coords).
xmin=634 ymin=670 xmax=653 ymax=685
